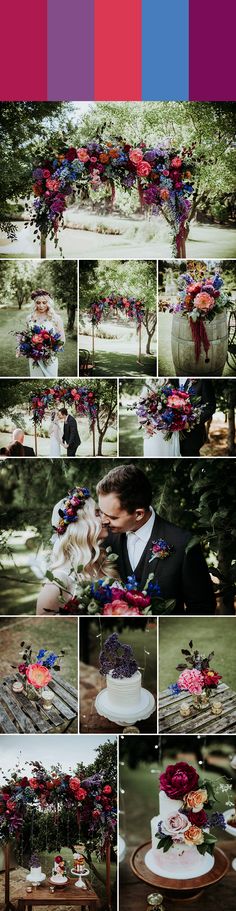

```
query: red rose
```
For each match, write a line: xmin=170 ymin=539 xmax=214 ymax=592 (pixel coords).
xmin=19 ymin=777 xmax=28 ymax=788
xmin=126 ymin=591 xmax=151 ymax=609
xmin=202 ymin=669 xmax=222 ymax=687
xmin=92 ymin=809 xmax=101 ymax=819
xmin=6 ymin=800 xmax=16 ymax=811
xmin=186 ymin=809 xmax=208 ymax=827
xmin=65 ymin=148 xmax=77 ymax=162
xmin=76 ymin=788 xmax=87 ymax=801
xmin=103 ymin=785 xmax=112 ymax=795
xmin=69 ymin=776 xmax=81 ymax=793
xmin=159 ymin=763 xmax=199 ymax=799
xmin=55 ymin=855 xmax=63 ymax=863
xmin=28 ymin=778 xmax=39 ymax=790
xmin=18 ymin=663 xmax=27 ymax=675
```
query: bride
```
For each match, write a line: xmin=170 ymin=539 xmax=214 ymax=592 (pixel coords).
xmin=142 ymin=378 xmax=181 ymax=458
xmin=25 ymin=288 xmax=65 ymax=378
xmin=49 ymin=410 xmax=63 ymax=457
xmin=36 ymin=486 xmax=114 ymax=615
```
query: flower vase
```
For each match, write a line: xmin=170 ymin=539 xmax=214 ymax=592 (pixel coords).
xmin=171 ymin=311 xmax=228 ymax=376
xmin=25 ymin=681 xmax=39 ymax=702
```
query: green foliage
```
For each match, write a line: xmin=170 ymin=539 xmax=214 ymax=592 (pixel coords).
xmin=79 ymin=259 xmax=157 ymax=314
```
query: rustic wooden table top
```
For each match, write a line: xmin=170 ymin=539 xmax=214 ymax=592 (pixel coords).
xmin=80 ymin=662 xmax=157 ymax=734
xmin=0 ymin=673 xmax=78 ymax=734
xmin=120 ymin=841 xmax=236 ymax=910
xmin=159 ymin=682 xmax=236 ymax=733
xmin=16 ymin=878 xmax=99 ymax=907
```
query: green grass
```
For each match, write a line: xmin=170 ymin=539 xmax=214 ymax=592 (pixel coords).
xmin=119 ymin=413 xmax=143 ymax=456
xmin=86 ymin=621 xmax=157 ymax=692
xmin=80 ymin=351 xmax=156 ymax=377
xmin=159 ymin=617 xmax=236 ymax=691
xmin=158 ymin=312 xmax=235 ymax=377
xmin=0 ymin=307 xmax=77 ymax=377
xmin=0 ymin=616 xmax=78 ymax=687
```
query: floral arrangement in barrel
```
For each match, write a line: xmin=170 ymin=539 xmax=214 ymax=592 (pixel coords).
xmin=11 ymin=642 xmax=65 ymax=691
xmin=0 ymin=761 xmax=116 ymax=858
xmin=169 ymin=639 xmax=222 ymax=712
xmin=29 ymin=384 xmax=97 ymax=427
xmin=31 ymin=140 xmax=195 ymax=255
xmin=169 ymin=270 xmax=231 ymax=362
xmin=99 ymin=632 xmax=138 ymax=678
xmin=156 ymin=761 xmax=228 ymax=857
xmin=16 ymin=324 xmax=64 ymax=367
xmin=133 ymin=381 xmax=203 ymax=440
xmin=89 ymin=294 xmax=145 ymax=329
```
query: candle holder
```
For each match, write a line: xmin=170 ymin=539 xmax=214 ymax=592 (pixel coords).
xmin=146 ymin=893 xmax=165 ymax=910
xmin=41 ymin=687 xmax=54 ymax=710
xmin=12 ymin=680 xmax=24 ymax=694
xmin=180 ymin=703 xmax=191 ymax=718
xmin=211 ymin=701 xmax=222 ymax=716
xmin=122 ymin=725 xmax=140 ymax=734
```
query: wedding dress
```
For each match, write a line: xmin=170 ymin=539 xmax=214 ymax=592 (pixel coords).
xmin=28 ymin=319 xmax=59 ymax=378
xmin=49 ymin=418 xmax=63 ymax=457
xmin=144 ymin=431 xmax=180 ymax=457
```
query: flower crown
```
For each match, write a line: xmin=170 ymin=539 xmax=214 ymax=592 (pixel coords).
xmin=55 ymin=487 xmax=91 ymax=535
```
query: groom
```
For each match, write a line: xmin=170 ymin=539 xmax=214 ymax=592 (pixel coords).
xmin=97 ymin=463 xmax=216 ymax=615
xmin=59 ymin=408 xmax=81 ymax=457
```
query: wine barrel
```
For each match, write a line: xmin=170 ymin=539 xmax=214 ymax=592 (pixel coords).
xmin=171 ymin=312 xmax=228 ymax=376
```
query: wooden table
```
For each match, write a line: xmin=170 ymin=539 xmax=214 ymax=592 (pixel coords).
xmin=80 ymin=662 xmax=157 ymax=733
xmin=120 ymin=841 xmax=236 ymax=910
xmin=16 ymin=879 xmax=99 ymax=911
xmin=159 ymin=682 xmax=236 ymax=733
xmin=0 ymin=673 xmax=78 ymax=734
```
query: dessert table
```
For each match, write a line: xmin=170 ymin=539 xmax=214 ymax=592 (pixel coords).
xmin=0 ymin=673 xmax=78 ymax=734
xmin=120 ymin=840 xmax=236 ymax=910
xmin=159 ymin=682 xmax=236 ymax=733
xmin=80 ymin=662 xmax=157 ymax=733
xmin=16 ymin=879 xmax=99 ymax=911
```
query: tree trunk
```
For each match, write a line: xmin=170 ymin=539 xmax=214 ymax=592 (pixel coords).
xmin=217 ymin=535 xmax=235 ymax=614
xmin=227 ymin=407 xmax=236 ymax=455
xmin=97 ymin=432 xmax=105 ymax=456
xmin=66 ymin=302 xmax=76 ymax=331
xmin=146 ymin=331 xmax=152 ymax=355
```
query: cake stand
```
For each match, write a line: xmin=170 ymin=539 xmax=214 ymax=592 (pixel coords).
xmin=130 ymin=841 xmax=229 ymax=905
xmin=95 ymin=687 xmax=155 ymax=725
xmin=70 ymin=868 xmax=89 ymax=889
xmin=119 ymin=836 xmax=126 ymax=863
xmin=26 ymin=872 xmax=46 ymax=887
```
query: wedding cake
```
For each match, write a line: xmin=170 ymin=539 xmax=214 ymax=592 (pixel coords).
xmin=51 ymin=855 xmax=67 ymax=885
xmin=145 ymin=762 xmax=218 ymax=880
xmin=95 ymin=632 xmax=155 ymax=723
xmin=30 ymin=864 xmax=43 ymax=881
xmin=72 ymin=853 xmax=86 ymax=873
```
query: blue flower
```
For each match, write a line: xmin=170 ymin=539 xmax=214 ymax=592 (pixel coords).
xmin=36 ymin=648 xmax=47 ymax=661
xmin=168 ymin=683 xmax=181 ymax=696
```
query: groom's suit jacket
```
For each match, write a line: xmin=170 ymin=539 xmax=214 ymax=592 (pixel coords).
xmin=176 ymin=379 xmax=216 ymax=456
xmin=63 ymin=415 xmax=81 ymax=453
xmin=106 ymin=512 xmax=215 ymax=615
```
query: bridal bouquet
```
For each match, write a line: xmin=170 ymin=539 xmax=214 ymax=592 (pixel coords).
xmin=168 ymin=272 xmax=231 ymax=361
xmin=169 ymin=639 xmax=222 ymax=711
xmin=46 ymin=565 xmax=175 ymax=617
xmin=134 ymin=383 xmax=202 ymax=441
xmin=16 ymin=323 xmax=64 ymax=365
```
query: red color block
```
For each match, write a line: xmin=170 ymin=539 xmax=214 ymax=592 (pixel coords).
xmin=94 ymin=0 xmax=141 ymax=100
xmin=0 ymin=1 xmax=47 ymax=100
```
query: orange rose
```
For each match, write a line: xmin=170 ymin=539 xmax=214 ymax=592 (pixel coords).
xmin=160 ymin=188 xmax=170 ymax=200
xmin=129 ymin=149 xmax=143 ymax=165
xmin=184 ymin=825 xmax=204 ymax=845
xmin=109 ymin=148 xmax=119 ymax=159
xmin=99 ymin=153 xmax=109 ymax=163
xmin=194 ymin=292 xmax=215 ymax=312
xmin=184 ymin=789 xmax=208 ymax=811
xmin=77 ymin=149 xmax=90 ymax=162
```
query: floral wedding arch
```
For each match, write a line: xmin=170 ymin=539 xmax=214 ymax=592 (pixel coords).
xmin=31 ymin=139 xmax=195 ymax=258
xmin=0 ymin=762 xmax=116 ymax=911
xmin=88 ymin=294 xmax=145 ymax=363
xmin=29 ymin=385 xmax=98 ymax=455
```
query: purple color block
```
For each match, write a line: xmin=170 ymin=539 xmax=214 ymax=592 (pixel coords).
xmin=189 ymin=0 xmax=236 ymax=100
xmin=48 ymin=0 xmax=94 ymax=100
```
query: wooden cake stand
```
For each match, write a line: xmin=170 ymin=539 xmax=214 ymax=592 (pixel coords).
xmin=130 ymin=842 xmax=229 ymax=906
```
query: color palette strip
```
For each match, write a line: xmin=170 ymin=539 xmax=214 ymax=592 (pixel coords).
xmin=0 ymin=0 xmax=235 ymax=101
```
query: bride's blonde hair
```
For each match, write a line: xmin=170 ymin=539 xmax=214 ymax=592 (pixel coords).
xmin=50 ymin=495 xmax=114 ymax=581
xmin=30 ymin=289 xmax=62 ymax=328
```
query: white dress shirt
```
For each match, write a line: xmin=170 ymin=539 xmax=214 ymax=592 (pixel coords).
xmin=126 ymin=506 xmax=156 ymax=571
xmin=179 ymin=377 xmax=189 ymax=387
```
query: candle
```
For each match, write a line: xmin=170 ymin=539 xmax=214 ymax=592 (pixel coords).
xmin=146 ymin=894 xmax=165 ymax=909
xmin=180 ymin=703 xmax=191 ymax=717
xmin=26 ymin=887 xmax=32 ymax=893
xmin=211 ymin=701 xmax=222 ymax=715
xmin=12 ymin=680 xmax=24 ymax=693
xmin=49 ymin=886 xmax=55 ymax=893
xmin=41 ymin=687 xmax=54 ymax=709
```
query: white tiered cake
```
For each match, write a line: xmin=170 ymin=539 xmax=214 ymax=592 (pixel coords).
xmin=145 ymin=764 xmax=215 ymax=880
xmin=106 ymin=669 xmax=142 ymax=707
xmin=95 ymin=633 xmax=155 ymax=724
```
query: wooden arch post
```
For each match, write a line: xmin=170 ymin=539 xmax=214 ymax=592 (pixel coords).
xmin=40 ymin=232 xmax=46 ymax=259
xmin=34 ymin=422 xmax=38 ymax=456
xmin=137 ymin=324 xmax=142 ymax=365
xmin=3 ymin=843 xmax=15 ymax=911
xmin=92 ymin=323 xmax=95 ymax=365
xmin=92 ymin=421 xmax=96 ymax=457
xmin=106 ymin=840 xmax=111 ymax=910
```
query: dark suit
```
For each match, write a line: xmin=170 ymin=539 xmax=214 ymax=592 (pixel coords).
xmin=106 ymin=512 xmax=216 ymax=615
xmin=63 ymin=415 xmax=81 ymax=457
xmin=178 ymin=380 xmax=216 ymax=456
xmin=23 ymin=445 xmax=35 ymax=456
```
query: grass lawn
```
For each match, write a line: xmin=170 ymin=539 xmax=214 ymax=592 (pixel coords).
xmin=159 ymin=617 xmax=236 ymax=691
xmin=0 ymin=617 xmax=78 ymax=687
xmin=0 ymin=307 xmax=77 ymax=377
xmin=80 ymin=351 xmax=156 ymax=377
xmin=119 ymin=412 xmax=143 ymax=456
xmin=158 ymin=312 xmax=235 ymax=377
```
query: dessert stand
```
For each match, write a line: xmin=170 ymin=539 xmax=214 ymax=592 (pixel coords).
xmin=95 ymin=687 xmax=155 ymax=725
xmin=26 ymin=872 xmax=46 ymax=887
xmin=130 ymin=841 xmax=229 ymax=906
xmin=71 ymin=868 xmax=90 ymax=889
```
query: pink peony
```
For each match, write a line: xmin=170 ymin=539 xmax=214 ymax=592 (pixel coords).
xmin=129 ymin=149 xmax=143 ymax=165
xmin=178 ymin=668 xmax=204 ymax=695
xmin=102 ymin=600 xmax=141 ymax=616
xmin=194 ymin=292 xmax=215 ymax=313
xmin=137 ymin=161 xmax=152 ymax=177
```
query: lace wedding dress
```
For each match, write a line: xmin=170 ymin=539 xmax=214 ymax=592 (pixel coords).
xmin=49 ymin=418 xmax=63 ymax=457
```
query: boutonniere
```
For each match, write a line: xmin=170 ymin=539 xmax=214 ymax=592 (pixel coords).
xmin=149 ymin=538 xmax=174 ymax=563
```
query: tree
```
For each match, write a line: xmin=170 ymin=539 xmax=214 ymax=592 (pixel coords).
xmin=37 ymin=260 xmax=78 ymax=330
xmin=213 ymin=380 xmax=236 ymax=456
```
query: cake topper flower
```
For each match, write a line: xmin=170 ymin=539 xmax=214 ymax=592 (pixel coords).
xmin=99 ymin=633 xmax=138 ymax=678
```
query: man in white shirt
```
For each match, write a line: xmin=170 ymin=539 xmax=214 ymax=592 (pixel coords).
xmin=97 ymin=463 xmax=216 ymax=615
